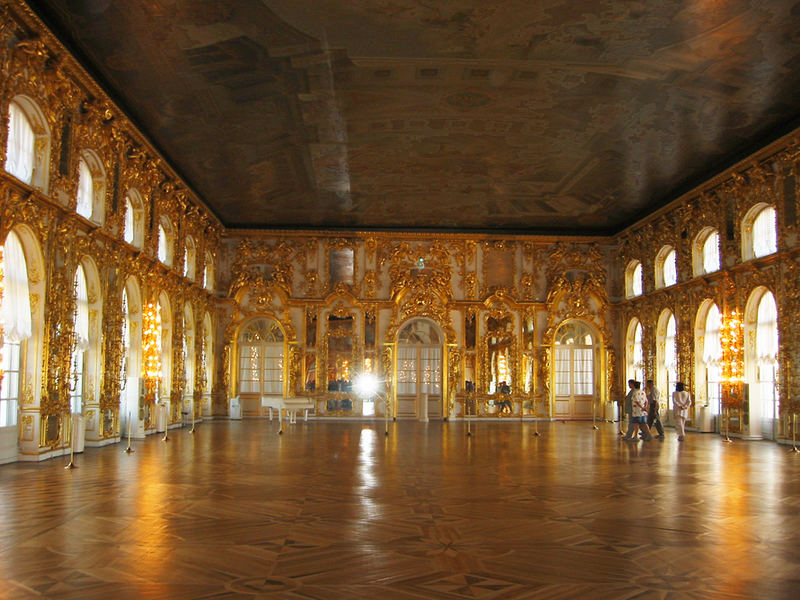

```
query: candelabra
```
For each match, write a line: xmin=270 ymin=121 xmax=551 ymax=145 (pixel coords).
xmin=720 ymin=309 xmax=744 ymax=442
xmin=142 ymin=302 xmax=161 ymax=432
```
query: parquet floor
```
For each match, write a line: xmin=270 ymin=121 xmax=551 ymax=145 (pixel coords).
xmin=1 ymin=420 xmax=799 ymax=599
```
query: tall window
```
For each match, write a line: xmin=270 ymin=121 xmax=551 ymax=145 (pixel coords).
xmin=5 ymin=101 xmax=34 ymax=184
xmin=702 ymin=303 xmax=722 ymax=414
xmin=633 ymin=321 xmax=644 ymax=383
xmin=655 ymin=246 xmax=677 ymax=289
xmin=238 ymin=319 xmax=284 ymax=395
xmin=756 ymin=292 xmax=779 ymax=420
xmin=664 ymin=314 xmax=678 ymax=396
xmin=203 ymin=252 xmax=214 ymax=291
xmin=1 ymin=231 xmax=32 ymax=427
xmin=626 ymin=261 xmax=643 ymax=298
xmin=753 ymin=206 xmax=777 ymax=258
xmin=157 ymin=224 xmax=168 ymax=264
xmin=76 ymin=159 xmax=93 ymax=219
xmin=702 ymin=231 xmax=720 ymax=274
xmin=663 ymin=249 xmax=677 ymax=287
xmin=4 ymin=97 xmax=50 ymax=192
xmin=184 ymin=236 xmax=196 ymax=280
xmin=70 ymin=264 xmax=89 ymax=414
xmin=123 ymin=197 xmax=135 ymax=244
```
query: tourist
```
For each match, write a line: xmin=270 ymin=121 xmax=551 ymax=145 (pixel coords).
xmin=673 ymin=382 xmax=692 ymax=442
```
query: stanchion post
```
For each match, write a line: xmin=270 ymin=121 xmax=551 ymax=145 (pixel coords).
xmin=384 ymin=392 xmax=389 ymax=437
xmin=64 ymin=413 xmax=77 ymax=470
xmin=791 ymin=414 xmax=799 ymax=453
xmin=124 ymin=411 xmax=135 ymax=453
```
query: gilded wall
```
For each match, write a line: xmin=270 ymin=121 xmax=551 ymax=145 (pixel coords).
xmin=0 ymin=2 xmax=221 ymax=458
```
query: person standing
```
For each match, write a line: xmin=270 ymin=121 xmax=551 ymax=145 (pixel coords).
xmin=621 ymin=379 xmax=635 ymax=438
xmin=645 ymin=379 xmax=665 ymax=439
xmin=626 ymin=381 xmax=653 ymax=442
xmin=673 ymin=382 xmax=692 ymax=442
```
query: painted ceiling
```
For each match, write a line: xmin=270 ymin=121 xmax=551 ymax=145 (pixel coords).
xmin=28 ymin=0 xmax=800 ymax=234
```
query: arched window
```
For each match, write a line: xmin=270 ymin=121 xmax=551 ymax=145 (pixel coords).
xmin=700 ymin=303 xmax=722 ymax=414
xmin=626 ymin=319 xmax=644 ymax=384
xmin=157 ymin=225 xmax=167 ymax=263
xmin=0 ymin=231 xmax=32 ymax=427
xmin=70 ymin=264 xmax=89 ymax=413
xmin=123 ymin=196 xmax=135 ymax=245
xmin=184 ymin=236 xmax=196 ymax=280
xmin=75 ymin=151 xmax=106 ymax=224
xmin=694 ymin=229 xmax=720 ymax=276
xmin=655 ymin=246 xmax=677 ymax=289
xmin=203 ymin=252 xmax=214 ymax=291
xmin=123 ymin=189 xmax=145 ymax=249
xmin=625 ymin=260 xmax=643 ymax=298
xmin=742 ymin=204 xmax=778 ymax=261
xmin=238 ymin=319 xmax=284 ymax=396
xmin=5 ymin=101 xmax=34 ymax=184
xmin=751 ymin=206 xmax=778 ymax=259
xmin=4 ymin=97 xmax=50 ymax=191
xmin=157 ymin=219 xmax=175 ymax=267
xmin=664 ymin=313 xmax=677 ymax=394
xmin=76 ymin=159 xmax=93 ymax=219
xmin=755 ymin=291 xmax=778 ymax=425
xmin=121 ymin=277 xmax=142 ymax=431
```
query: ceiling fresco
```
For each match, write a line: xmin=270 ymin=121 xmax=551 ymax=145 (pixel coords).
xmin=28 ymin=0 xmax=800 ymax=234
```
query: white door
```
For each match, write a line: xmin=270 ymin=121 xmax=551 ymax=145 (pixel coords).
xmin=396 ymin=320 xmax=443 ymax=419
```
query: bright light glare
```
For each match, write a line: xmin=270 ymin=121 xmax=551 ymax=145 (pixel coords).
xmin=354 ymin=373 xmax=379 ymax=398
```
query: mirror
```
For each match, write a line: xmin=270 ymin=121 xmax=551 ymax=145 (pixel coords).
xmin=464 ymin=354 xmax=476 ymax=392
xmin=486 ymin=315 xmax=514 ymax=395
xmin=305 ymin=313 xmax=317 ymax=347
xmin=522 ymin=352 xmax=534 ymax=394
xmin=364 ymin=313 xmax=376 ymax=348
xmin=304 ymin=353 xmax=316 ymax=392
xmin=465 ymin=313 xmax=476 ymax=349
xmin=326 ymin=314 xmax=354 ymax=392
xmin=329 ymin=249 xmax=354 ymax=285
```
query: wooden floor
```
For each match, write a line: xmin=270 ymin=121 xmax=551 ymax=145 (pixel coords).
xmin=1 ymin=420 xmax=799 ymax=599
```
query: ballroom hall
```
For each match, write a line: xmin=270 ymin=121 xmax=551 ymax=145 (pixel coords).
xmin=1 ymin=1 xmax=800 ymax=597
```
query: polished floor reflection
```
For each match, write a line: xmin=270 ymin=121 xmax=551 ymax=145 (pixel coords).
xmin=1 ymin=420 xmax=799 ymax=599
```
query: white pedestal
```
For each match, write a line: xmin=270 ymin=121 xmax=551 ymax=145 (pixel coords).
xmin=694 ymin=405 xmax=716 ymax=432
xmin=229 ymin=397 xmax=242 ymax=420
xmin=155 ymin=403 xmax=168 ymax=432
